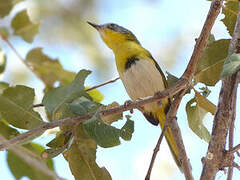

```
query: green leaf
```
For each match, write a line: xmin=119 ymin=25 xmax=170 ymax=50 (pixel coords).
xmin=195 ymin=90 xmax=216 ymax=115
xmin=208 ymin=34 xmax=215 ymax=44
xmin=166 ymin=72 xmax=190 ymax=95
xmin=42 ymin=70 xmax=91 ymax=120
xmin=194 ymin=39 xmax=230 ymax=86
xmin=26 ymin=48 xmax=76 ymax=89
xmin=222 ymin=1 xmax=238 ymax=36
xmin=120 ymin=115 xmax=134 ymax=141
xmin=199 ymin=86 xmax=211 ymax=97
xmin=0 ymin=50 xmax=6 ymax=74
xmin=0 ymin=120 xmax=55 ymax=179
xmin=42 ymin=147 xmax=67 ymax=159
xmin=7 ymin=143 xmax=54 ymax=180
xmin=41 ymin=131 xmax=73 ymax=159
xmin=0 ymin=82 xmax=9 ymax=94
xmin=64 ymin=124 xmax=111 ymax=180
xmin=186 ymin=98 xmax=210 ymax=142
xmin=0 ymin=0 xmax=23 ymax=18
xmin=221 ymin=53 xmax=240 ymax=77
xmin=69 ymin=96 xmax=100 ymax=116
xmin=84 ymin=113 xmax=134 ymax=148
xmin=166 ymin=72 xmax=179 ymax=87
xmin=11 ymin=10 xmax=40 ymax=43
xmin=0 ymin=85 xmax=44 ymax=129
xmin=0 ymin=0 xmax=13 ymax=18
xmin=47 ymin=131 xmax=72 ymax=149
xmin=0 ymin=120 xmax=20 ymax=139
xmin=100 ymin=102 xmax=122 ymax=125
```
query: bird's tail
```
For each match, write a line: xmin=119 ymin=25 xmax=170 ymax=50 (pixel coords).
xmin=155 ymin=110 xmax=183 ymax=171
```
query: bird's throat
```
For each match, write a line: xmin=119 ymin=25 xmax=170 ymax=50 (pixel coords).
xmin=113 ymin=42 xmax=145 ymax=73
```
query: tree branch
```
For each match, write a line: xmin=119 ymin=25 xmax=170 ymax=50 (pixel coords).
xmin=145 ymin=123 xmax=168 ymax=180
xmin=164 ymin=0 xmax=224 ymax=179
xmin=0 ymin=79 xmax=187 ymax=151
xmin=0 ymin=135 xmax=65 ymax=180
xmin=85 ymin=77 xmax=120 ymax=92
xmin=200 ymin=1 xmax=240 ymax=180
xmin=32 ymin=77 xmax=120 ymax=108
xmin=0 ymin=2 xmax=224 ymax=179
xmin=227 ymin=80 xmax=237 ymax=180
xmin=228 ymin=144 xmax=240 ymax=154
xmin=0 ymin=3 xmax=222 ymax=180
xmin=183 ymin=0 xmax=223 ymax=79
xmin=167 ymin=90 xmax=193 ymax=180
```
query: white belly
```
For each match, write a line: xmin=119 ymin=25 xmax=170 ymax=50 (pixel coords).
xmin=120 ymin=60 xmax=166 ymax=111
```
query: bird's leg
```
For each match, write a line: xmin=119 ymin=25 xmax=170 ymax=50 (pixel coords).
xmin=123 ymin=99 xmax=145 ymax=114
xmin=124 ymin=100 xmax=134 ymax=114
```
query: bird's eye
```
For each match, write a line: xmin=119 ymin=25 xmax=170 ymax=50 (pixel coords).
xmin=108 ymin=23 xmax=116 ymax=30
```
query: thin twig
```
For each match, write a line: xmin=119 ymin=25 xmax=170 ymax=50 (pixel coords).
xmin=182 ymin=0 xmax=223 ymax=79
xmin=228 ymin=144 xmax=240 ymax=154
xmin=146 ymin=89 xmax=191 ymax=180
xmin=154 ymin=0 xmax=224 ymax=179
xmin=32 ymin=77 xmax=120 ymax=108
xmin=0 ymin=135 xmax=65 ymax=180
xmin=200 ymin=1 xmax=240 ymax=179
xmin=233 ymin=162 xmax=240 ymax=171
xmin=0 ymin=80 xmax=188 ymax=151
xmin=0 ymin=2 xmax=223 ymax=179
xmin=1 ymin=38 xmax=28 ymax=67
xmin=227 ymin=134 xmax=234 ymax=179
xmin=1 ymin=33 xmax=120 ymax=109
xmin=145 ymin=123 xmax=168 ymax=180
xmin=86 ymin=77 xmax=120 ymax=91
xmin=227 ymin=68 xmax=238 ymax=180
xmin=167 ymin=90 xmax=193 ymax=180
xmin=227 ymin=75 xmax=237 ymax=180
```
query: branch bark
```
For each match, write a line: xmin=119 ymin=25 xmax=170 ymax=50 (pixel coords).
xmin=166 ymin=1 xmax=224 ymax=179
xmin=0 ymin=3 xmax=223 ymax=180
xmin=167 ymin=90 xmax=193 ymax=180
xmin=200 ymin=1 xmax=240 ymax=180
xmin=32 ymin=77 xmax=120 ymax=108
xmin=0 ymin=135 xmax=65 ymax=180
xmin=183 ymin=0 xmax=223 ymax=79
xmin=145 ymin=123 xmax=168 ymax=180
xmin=0 ymin=1 xmax=225 ymax=179
xmin=0 ymin=79 xmax=187 ymax=151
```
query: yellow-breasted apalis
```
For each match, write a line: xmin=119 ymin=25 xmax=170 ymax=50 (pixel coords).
xmin=88 ymin=22 xmax=182 ymax=170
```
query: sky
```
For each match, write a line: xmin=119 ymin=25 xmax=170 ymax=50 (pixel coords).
xmin=1 ymin=0 xmax=240 ymax=180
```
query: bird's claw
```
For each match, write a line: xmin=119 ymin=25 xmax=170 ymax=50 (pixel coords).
xmin=124 ymin=100 xmax=134 ymax=114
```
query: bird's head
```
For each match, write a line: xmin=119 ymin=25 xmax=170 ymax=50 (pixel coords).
xmin=87 ymin=22 xmax=140 ymax=50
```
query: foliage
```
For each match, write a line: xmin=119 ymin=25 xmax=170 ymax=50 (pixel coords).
xmin=221 ymin=53 xmax=240 ymax=77
xmin=0 ymin=0 xmax=239 ymax=179
xmin=194 ymin=39 xmax=230 ymax=86
xmin=26 ymin=48 xmax=76 ymax=90
xmin=11 ymin=10 xmax=40 ymax=43
xmin=0 ymin=85 xmax=44 ymax=129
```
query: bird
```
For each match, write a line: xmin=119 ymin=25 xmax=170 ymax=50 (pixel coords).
xmin=87 ymin=22 xmax=182 ymax=170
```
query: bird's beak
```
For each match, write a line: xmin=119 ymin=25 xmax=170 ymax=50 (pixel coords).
xmin=87 ymin=21 xmax=101 ymax=31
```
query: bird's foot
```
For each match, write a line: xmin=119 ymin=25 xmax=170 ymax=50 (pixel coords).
xmin=124 ymin=100 xmax=134 ymax=114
